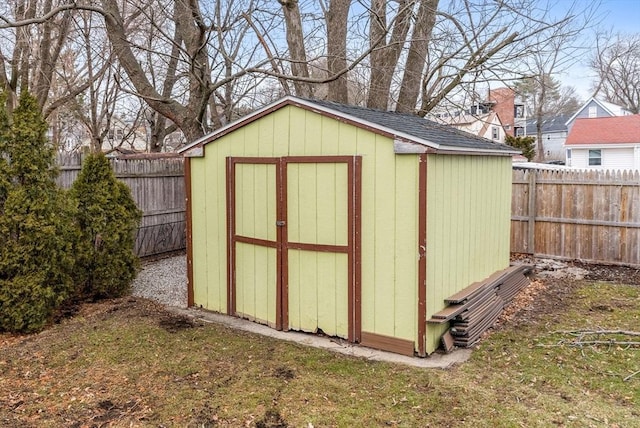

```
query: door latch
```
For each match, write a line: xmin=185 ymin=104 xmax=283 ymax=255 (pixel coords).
xmin=276 ymin=220 xmax=286 ymax=227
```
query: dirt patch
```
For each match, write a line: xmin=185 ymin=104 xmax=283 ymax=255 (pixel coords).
xmin=500 ymin=256 xmax=640 ymax=329
xmin=158 ymin=313 xmax=201 ymax=332
xmin=255 ymin=409 xmax=288 ymax=428
xmin=188 ymin=402 xmax=220 ymax=427
xmin=65 ymin=399 xmax=145 ymax=428
xmin=273 ymin=366 xmax=295 ymax=380
xmin=574 ymin=261 xmax=640 ymax=285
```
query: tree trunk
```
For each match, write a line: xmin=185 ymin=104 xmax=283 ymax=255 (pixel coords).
xmin=367 ymin=0 xmax=412 ymax=110
xmin=535 ymin=83 xmax=546 ymax=162
xmin=396 ymin=0 xmax=438 ymax=113
xmin=279 ymin=0 xmax=313 ymax=98
xmin=101 ymin=0 xmax=206 ymax=142
xmin=326 ymin=0 xmax=350 ymax=103
xmin=174 ymin=0 xmax=211 ymax=135
xmin=34 ymin=0 xmax=72 ymax=109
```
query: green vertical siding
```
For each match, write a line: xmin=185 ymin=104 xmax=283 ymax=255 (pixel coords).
xmin=286 ymin=162 xmax=350 ymax=337
xmin=288 ymin=250 xmax=349 ymax=336
xmin=425 ymin=154 xmax=512 ymax=353
xmin=235 ymin=243 xmax=277 ymax=325
xmin=191 ymin=157 xmax=209 ymax=308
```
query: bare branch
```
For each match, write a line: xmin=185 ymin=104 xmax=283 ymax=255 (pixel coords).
xmin=0 ymin=3 xmax=106 ymax=29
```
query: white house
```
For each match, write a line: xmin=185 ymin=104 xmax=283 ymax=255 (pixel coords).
xmin=565 ymin=115 xmax=640 ymax=170
xmin=434 ymin=111 xmax=507 ymax=143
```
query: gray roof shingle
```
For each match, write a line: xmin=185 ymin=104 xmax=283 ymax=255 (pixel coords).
xmin=524 ymin=115 xmax=570 ymax=134
xmin=304 ymin=98 xmax=517 ymax=153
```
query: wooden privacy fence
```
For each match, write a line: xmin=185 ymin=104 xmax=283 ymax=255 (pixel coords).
xmin=57 ymin=153 xmax=186 ymax=258
xmin=511 ymin=168 xmax=640 ymax=267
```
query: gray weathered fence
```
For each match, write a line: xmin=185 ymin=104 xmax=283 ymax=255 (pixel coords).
xmin=511 ymin=168 xmax=640 ymax=267
xmin=57 ymin=153 xmax=186 ymax=258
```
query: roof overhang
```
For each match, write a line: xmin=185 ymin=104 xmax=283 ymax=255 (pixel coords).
xmin=566 ymin=143 xmax=640 ymax=149
xmin=179 ymin=96 xmax=520 ymax=157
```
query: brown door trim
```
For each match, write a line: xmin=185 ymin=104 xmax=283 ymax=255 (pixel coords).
xmin=417 ymin=154 xmax=428 ymax=356
xmin=227 ymin=155 xmax=362 ymax=342
xmin=353 ymin=156 xmax=362 ymax=342
xmin=185 ymin=157 xmax=194 ymax=307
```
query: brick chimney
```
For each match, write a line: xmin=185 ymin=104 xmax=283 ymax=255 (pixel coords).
xmin=488 ymin=88 xmax=515 ymax=137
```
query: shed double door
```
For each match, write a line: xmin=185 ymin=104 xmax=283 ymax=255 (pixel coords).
xmin=227 ymin=156 xmax=361 ymax=342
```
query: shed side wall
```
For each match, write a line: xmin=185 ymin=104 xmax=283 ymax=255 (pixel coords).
xmin=425 ymin=154 xmax=512 ymax=353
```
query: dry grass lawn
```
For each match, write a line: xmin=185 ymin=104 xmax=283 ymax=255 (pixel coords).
xmin=1 ymin=278 xmax=639 ymax=427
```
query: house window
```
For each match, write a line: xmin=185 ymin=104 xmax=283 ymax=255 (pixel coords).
xmin=588 ymin=149 xmax=601 ymax=166
xmin=515 ymin=127 xmax=524 ymax=136
xmin=491 ymin=126 xmax=499 ymax=140
xmin=588 ymin=106 xmax=597 ymax=118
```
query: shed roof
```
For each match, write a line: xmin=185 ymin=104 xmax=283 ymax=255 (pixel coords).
xmin=179 ymin=96 xmax=519 ymax=156
xmin=565 ymin=115 xmax=640 ymax=146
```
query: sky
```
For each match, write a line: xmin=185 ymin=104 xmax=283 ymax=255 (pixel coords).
xmin=558 ymin=0 xmax=640 ymax=101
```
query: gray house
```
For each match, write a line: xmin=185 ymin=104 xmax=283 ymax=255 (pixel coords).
xmin=565 ymin=98 xmax=631 ymax=131
xmin=524 ymin=115 xmax=570 ymax=161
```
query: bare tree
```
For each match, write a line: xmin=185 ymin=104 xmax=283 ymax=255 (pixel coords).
xmin=395 ymin=0 xmax=438 ymax=113
xmin=512 ymin=0 xmax=599 ymax=161
xmin=0 ymin=0 xmax=73 ymax=110
xmin=515 ymin=74 xmax=581 ymax=159
xmin=67 ymin=10 xmax=119 ymax=152
xmin=591 ymin=33 xmax=640 ymax=114
xmin=0 ymin=0 xmax=603 ymax=151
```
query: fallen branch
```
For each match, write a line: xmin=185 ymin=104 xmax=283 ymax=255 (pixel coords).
xmin=564 ymin=340 xmax=640 ymax=347
xmin=539 ymin=329 xmax=640 ymax=348
xmin=551 ymin=329 xmax=640 ymax=337
xmin=537 ymin=340 xmax=640 ymax=348
xmin=623 ymin=370 xmax=640 ymax=382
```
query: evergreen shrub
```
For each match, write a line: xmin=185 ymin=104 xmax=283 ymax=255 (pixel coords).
xmin=0 ymin=92 xmax=77 ymax=332
xmin=506 ymin=135 xmax=536 ymax=161
xmin=70 ymin=153 xmax=142 ymax=300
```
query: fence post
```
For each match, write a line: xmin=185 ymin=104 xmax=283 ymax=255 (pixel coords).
xmin=527 ymin=170 xmax=537 ymax=254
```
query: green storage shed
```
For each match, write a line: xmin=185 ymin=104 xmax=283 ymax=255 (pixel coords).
xmin=179 ymin=97 xmax=518 ymax=356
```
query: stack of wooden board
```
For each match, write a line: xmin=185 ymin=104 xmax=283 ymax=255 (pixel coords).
xmin=428 ymin=264 xmax=533 ymax=348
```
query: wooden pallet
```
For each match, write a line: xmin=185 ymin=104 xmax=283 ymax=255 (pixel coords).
xmin=427 ymin=263 xmax=533 ymax=348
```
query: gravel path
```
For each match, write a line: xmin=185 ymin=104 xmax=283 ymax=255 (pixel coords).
xmin=131 ymin=255 xmax=187 ymax=307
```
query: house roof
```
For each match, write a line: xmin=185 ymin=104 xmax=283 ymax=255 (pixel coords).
xmin=565 ymin=115 xmax=640 ymax=146
xmin=179 ymin=96 xmax=519 ymax=156
xmin=434 ymin=111 xmax=496 ymax=126
xmin=565 ymin=98 xmax=631 ymax=126
xmin=524 ymin=114 xmax=570 ymax=135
